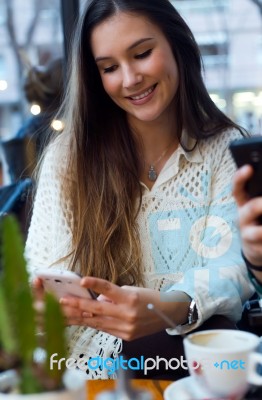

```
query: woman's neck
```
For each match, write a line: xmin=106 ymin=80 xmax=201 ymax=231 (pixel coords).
xmin=129 ymin=115 xmax=179 ymax=189
xmin=130 ymin=113 xmax=178 ymax=162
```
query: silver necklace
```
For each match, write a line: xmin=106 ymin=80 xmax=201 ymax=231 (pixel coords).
xmin=147 ymin=140 xmax=175 ymax=182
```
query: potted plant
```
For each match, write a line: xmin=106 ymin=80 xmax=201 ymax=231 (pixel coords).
xmin=0 ymin=215 xmax=85 ymax=399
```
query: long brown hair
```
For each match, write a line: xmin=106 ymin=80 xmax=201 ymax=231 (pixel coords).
xmin=53 ymin=0 xmax=245 ymax=285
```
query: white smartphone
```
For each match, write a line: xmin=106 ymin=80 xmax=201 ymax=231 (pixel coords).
xmin=35 ymin=268 xmax=97 ymax=300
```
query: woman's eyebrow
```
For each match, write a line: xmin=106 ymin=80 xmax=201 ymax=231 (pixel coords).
xmin=95 ymin=37 xmax=154 ymax=62
xmin=128 ymin=37 xmax=154 ymax=50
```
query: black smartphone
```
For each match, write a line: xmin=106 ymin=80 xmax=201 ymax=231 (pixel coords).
xmin=229 ymin=136 xmax=262 ymax=198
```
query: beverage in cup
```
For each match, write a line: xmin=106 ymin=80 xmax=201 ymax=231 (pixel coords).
xmin=183 ymin=329 xmax=262 ymax=399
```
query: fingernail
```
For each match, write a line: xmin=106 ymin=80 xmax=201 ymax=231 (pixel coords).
xmin=81 ymin=277 xmax=88 ymax=285
xmin=82 ymin=312 xmax=93 ymax=318
xmin=60 ymin=298 xmax=68 ymax=305
xmin=242 ymin=165 xmax=250 ymax=172
xmin=34 ymin=300 xmax=44 ymax=312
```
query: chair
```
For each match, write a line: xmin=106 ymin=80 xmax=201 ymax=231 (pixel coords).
xmin=0 ymin=136 xmax=37 ymax=238
xmin=0 ymin=136 xmax=37 ymax=183
xmin=0 ymin=178 xmax=34 ymax=238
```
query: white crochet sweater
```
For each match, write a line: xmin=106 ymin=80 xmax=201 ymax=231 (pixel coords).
xmin=25 ymin=128 xmax=253 ymax=379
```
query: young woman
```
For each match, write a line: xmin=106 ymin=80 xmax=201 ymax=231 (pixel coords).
xmin=26 ymin=0 xmax=253 ymax=380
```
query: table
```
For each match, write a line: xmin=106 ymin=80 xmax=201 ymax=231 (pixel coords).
xmin=86 ymin=379 xmax=172 ymax=400
xmin=86 ymin=379 xmax=262 ymax=400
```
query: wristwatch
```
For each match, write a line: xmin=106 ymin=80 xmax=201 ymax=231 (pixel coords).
xmin=183 ymin=298 xmax=198 ymax=325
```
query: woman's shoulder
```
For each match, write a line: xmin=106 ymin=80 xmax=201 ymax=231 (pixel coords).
xmin=216 ymin=126 xmax=244 ymax=145
xmin=199 ymin=127 xmax=244 ymax=156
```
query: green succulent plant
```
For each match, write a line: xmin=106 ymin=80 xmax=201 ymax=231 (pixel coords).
xmin=0 ymin=215 xmax=67 ymax=394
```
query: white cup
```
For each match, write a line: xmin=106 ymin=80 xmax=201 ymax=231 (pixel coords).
xmin=183 ymin=329 xmax=262 ymax=399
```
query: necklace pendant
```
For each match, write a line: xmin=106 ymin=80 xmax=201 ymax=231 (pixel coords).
xmin=148 ymin=165 xmax=158 ymax=182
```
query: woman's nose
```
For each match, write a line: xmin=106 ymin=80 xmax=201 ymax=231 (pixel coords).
xmin=122 ymin=65 xmax=142 ymax=89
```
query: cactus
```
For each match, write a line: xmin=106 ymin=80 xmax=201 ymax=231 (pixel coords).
xmin=0 ymin=215 xmax=67 ymax=394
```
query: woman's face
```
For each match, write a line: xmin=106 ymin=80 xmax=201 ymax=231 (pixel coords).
xmin=90 ymin=12 xmax=179 ymax=126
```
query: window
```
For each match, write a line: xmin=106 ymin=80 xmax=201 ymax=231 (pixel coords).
xmin=40 ymin=0 xmax=56 ymax=7
xmin=0 ymin=3 xmax=6 ymax=26
xmin=0 ymin=55 xmax=7 ymax=79
xmin=0 ymin=0 xmax=63 ymax=140
xmin=199 ymin=43 xmax=228 ymax=67
xmin=172 ymin=0 xmax=229 ymax=12
xmin=196 ymin=33 xmax=228 ymax=67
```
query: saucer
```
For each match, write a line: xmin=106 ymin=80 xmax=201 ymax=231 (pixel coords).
xmin=164 ymin=376 xmax=216 ymax=400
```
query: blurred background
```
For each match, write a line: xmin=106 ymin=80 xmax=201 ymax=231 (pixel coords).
xmin=0 ymin=0 xmax=261 ymax=142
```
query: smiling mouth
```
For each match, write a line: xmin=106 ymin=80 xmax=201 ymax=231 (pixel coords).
xmin=128 ymin=84 xmax=157 ymax=101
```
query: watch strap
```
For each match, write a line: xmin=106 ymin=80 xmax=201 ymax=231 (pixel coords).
xmin=248 ymin=269 xmax=262 ymax=297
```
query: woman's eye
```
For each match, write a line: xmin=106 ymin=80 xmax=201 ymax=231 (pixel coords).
xmin=103 ymin=65 xmax=117 ymax=74
xmin=135 ymin=49 xmax=153 ymax=59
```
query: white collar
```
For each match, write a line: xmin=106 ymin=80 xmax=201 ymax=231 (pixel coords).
xmin=178 ymin=130 xmax=203 ymax=164
xmin=141 ymin=131 xmax=203 ymax=192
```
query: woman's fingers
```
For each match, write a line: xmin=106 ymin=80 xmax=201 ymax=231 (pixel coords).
xmin=59 ymin=281 xmax=165 ymax=340
xmin=60 ymin=294 xmax=135 ymax=321
xmin=239 ymin=197 xmax=262 ymax=226
xmin=32 ymin=277 xmax=45 ymax=301
xmin=242 ymin=223 xmax=262 ymax=240
xmin=61 ymin=303 xmax=92 ymax=318
xmin=81 ymin=277 xmax=128 ymax=303
xmin=67 ymin=277 xmax=140 ymax=314
xmin=232 ymin=165 xmax=253 ymax=206
xmin=97 ymin=294 xmax=112 ymax=302
xmin=33 ymin=277 xmax=44 ymax=288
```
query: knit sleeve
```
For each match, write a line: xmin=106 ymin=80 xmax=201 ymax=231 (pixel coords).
xmin=25 ymin=139 xmax=73 ymax=277
xmin=25 ymin=140 xmax=123 ymax=379
xmin=166 ymin=129 xmax=254 ymax=334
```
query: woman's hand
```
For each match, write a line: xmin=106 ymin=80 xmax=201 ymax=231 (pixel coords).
xmin=59 ymin=277 xmax=190 ymax=340
xmin=32 ymin=277 xmax=45 ymax=303
xmin=233 ymin=165 xmax=262 ymax=270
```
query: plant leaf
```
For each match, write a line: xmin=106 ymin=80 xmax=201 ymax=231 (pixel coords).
xmin=1 ymin=215 xmax=37 ymax=362
xmin=20 ymin=365 xmax=43 ymax=394
xmin=44 ymin=292 xmax=67 ymax=386
xmin=0 ymin=284 xmax=17 ymax=354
